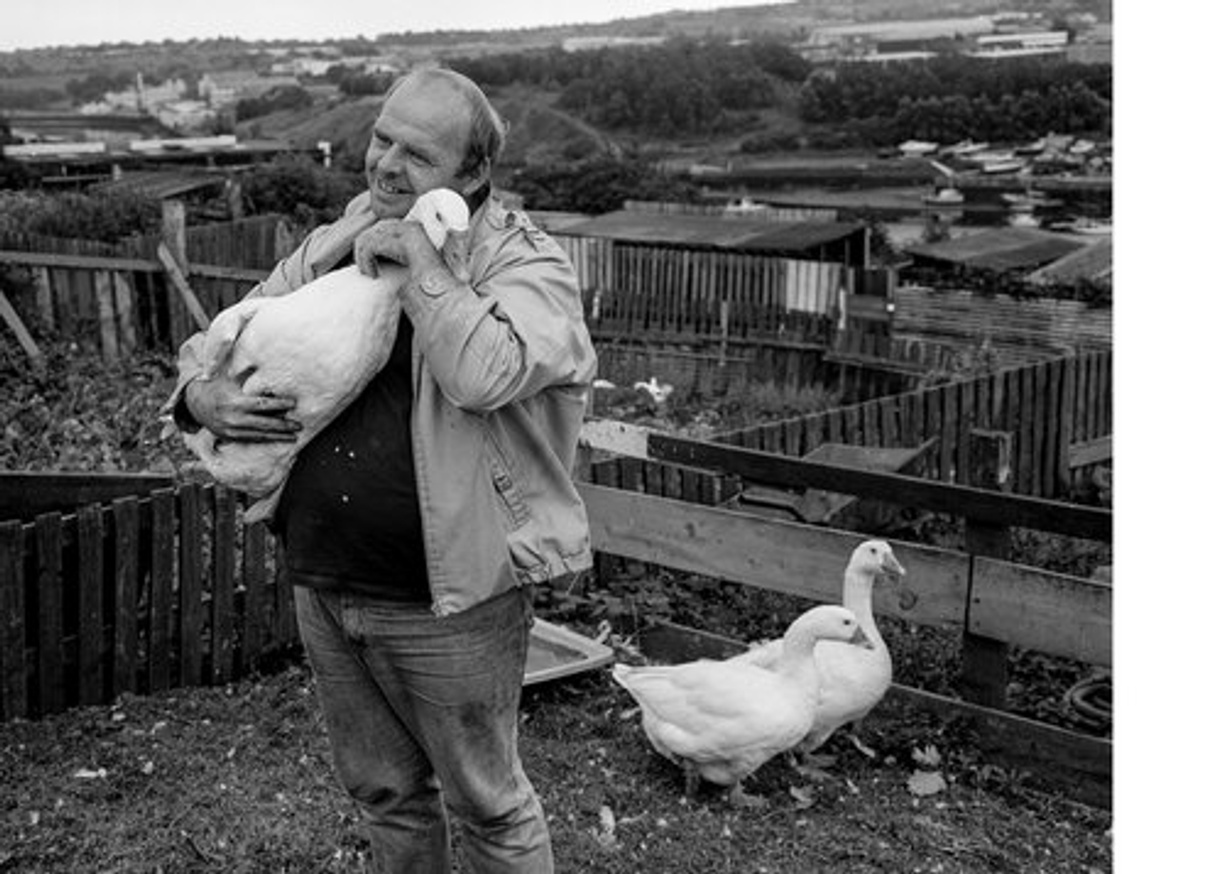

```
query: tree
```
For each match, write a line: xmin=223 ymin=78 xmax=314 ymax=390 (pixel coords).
xmin=511 ymin=155 xmax=699 ymax=214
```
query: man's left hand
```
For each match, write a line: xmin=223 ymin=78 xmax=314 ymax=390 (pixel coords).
xmin=354 ymin=219 xmax=443 ymax=280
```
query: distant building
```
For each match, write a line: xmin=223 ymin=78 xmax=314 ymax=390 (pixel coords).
xmin=561 ymin=35 xmax=668 ymax=52
xmin=968 ymin=30 xmax=1069 ymax=59
xmin=806 ymin=15 xmax=995 ymax=48
xmin=198 ymin=72 xmax=300 ymax=108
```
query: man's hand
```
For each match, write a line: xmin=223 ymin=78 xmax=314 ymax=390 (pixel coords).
xmin=354 ymin=218 xmax=444 ymax=281
xmin=184 ymin=375 xmax=300 ymax=443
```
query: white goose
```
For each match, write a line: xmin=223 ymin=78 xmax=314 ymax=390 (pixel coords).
xmin=180 ymin=189 xmax=469 ymax=519
xmin=611 ymin=604 xmax=870 ymax=808
xmin=729 ymin=539 xmax=905 ymax=775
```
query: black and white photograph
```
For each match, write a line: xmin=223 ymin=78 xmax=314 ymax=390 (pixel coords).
xmin=0 ymin=1 xmax=1166 ymax=871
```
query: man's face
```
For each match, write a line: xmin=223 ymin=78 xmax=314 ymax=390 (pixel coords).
xmin=364 ymin=75 xmax=474 ymax=220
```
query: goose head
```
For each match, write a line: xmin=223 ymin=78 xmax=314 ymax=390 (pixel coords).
xmin=783 ymin=604 xmax=871 ymax=658
xmin=407 ymin=188 xmax=471 ymax=250
xmin=849 ymin=539 xmax=906 ymax=583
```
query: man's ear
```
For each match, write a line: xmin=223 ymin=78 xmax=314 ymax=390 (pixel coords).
xmin=459 ymin=158 xmax=491 ymax=196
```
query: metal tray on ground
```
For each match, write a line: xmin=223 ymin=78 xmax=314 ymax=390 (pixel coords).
xmin=525 ymin=619 xmax=614 ymax=686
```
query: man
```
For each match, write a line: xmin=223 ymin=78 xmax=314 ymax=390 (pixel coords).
xmin=161 ymin=66 xmax=597 ymax=873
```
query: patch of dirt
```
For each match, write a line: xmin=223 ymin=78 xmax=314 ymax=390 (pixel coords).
xmin=0 ymin=662 xmax=1112 ymax=873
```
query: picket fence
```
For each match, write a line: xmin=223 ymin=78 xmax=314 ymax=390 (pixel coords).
xmin=0 ymin=479 xmax=294 ymax=721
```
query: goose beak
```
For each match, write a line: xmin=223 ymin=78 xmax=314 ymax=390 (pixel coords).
xmin=850 ymin=626 xmax=873 ymax=649
xmin=883 ymin=553 xmax=906 ymax=580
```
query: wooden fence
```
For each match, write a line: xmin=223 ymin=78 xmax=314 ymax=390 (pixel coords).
xmin=0 ymin=210 xmax=298 ymax=362
xmin=0 ymin=475 xmax=295 ymax=721
xmin=711 ymin=349 xmax=1112 ymax=500
xmin=893 ymin=284 xmax=1113 ymax=360
xmin=553 ymin=235 xmax=848 ymax=343
xmin=579 ymin=424 xmax=1112 ymax=806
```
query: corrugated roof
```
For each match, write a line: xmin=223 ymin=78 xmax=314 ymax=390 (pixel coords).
xmin=1028 ymin=235 xmax=1112 ymax=284
xmin=907 ymin=227 xmax=1086 ymax=272
xmin=557 ymin=210 xmax=863 ymax=252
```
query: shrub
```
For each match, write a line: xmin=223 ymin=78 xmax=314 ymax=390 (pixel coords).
xmin=0 ymin=189 xmax=162 ymax=242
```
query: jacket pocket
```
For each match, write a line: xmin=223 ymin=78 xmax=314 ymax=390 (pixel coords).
xmin=485 ymin=431 xmax=530 ymax=530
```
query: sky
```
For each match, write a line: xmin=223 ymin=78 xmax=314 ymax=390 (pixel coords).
xmin=1 ymin=0 xmax=784 ymax=52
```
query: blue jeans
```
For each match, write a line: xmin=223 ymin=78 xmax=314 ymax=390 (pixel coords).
xmin=294 ymin=586 xmax=553 ymax=873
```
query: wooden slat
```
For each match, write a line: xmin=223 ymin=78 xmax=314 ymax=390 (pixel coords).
xmin=76 ymin=505 xmax=105 ymax=706
xmin=0 ymin=521 xmax=27 ymax=720
xmin=1035 ymin=361 xmax=1052 ymax=497
xmin=112 ymin=271 xmax=138 ymax=353
xmin=970 ymin=557 xmax=1112 ymax=666
xmin=1056 ymin=358 xmax=1074 ymax=494
xmin=95 ymin=270 xmax=119 ymax=363
xmin=956 ymin=379 xmax=974 ymax=485
xmin=0 ymin=290 xmax=44 ymax=366
xmin=211 ymin=488 xmax=237 ymax=684
xmin=111 ymin=497 xmax=139 ymax=694
xmin=1017 ymin=365 xmax=1035 ymax=494
xmin=35 ymin=513 xmax=64 ymax=716
xmin=940 ymin=383 xmax=958 ymax=484
xmin=241 ymin=521 xmax=268 ymax=672
xmin=1069 ymin=435 xmax=1112 ymax=468
xmin=178 ymin=484 xmax=204 ymax=686
xmin=148 ymin=489 xmax=174 ymax=692
xmin=579 ymin=483 xmax=968 ymax=629
xmin=157 ymin=242 xmax=210 ymax=332
xmin=0 ymin=249 xmax=159 ymax=272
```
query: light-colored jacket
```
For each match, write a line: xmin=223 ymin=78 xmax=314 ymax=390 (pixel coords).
xmin=163 ymin=192 xmax=598 ymax=615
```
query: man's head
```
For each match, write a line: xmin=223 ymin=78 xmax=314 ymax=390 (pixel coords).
xmin=365 ymin=66 xmax=505 ymax=220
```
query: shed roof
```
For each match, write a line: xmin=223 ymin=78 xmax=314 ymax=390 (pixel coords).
xmin=556 ymin=210 xmax=864 ymax=253
xmin=1027 ymin=235 xmax=1113 ymax=284
xmin=907 ymin=226 xmax=1086 ymax=272
xmin=89 ymin=170 xmax=227 ymax=200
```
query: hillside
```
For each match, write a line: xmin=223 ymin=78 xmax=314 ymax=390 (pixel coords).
xmin=236 ymin=87 xmax=618 ymax=172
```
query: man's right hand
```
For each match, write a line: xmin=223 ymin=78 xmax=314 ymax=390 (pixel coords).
xmin=184 ymin=375 xmax=301 ymax=443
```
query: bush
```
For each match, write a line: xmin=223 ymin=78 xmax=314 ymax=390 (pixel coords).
xmin=239 ymin=156 xmax=365 ymax=226
xmin=0 ymin=189 xmax=163 ymax=242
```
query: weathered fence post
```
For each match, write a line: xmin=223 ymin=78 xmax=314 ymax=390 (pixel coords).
xmin=157 ymin=199 xmax=210 ymax=341
xmin=961 ymin=429 xmax=1013 ymax=709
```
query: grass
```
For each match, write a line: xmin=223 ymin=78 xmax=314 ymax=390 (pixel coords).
xmin=0 ymin=657 xmax=1112 ymax=873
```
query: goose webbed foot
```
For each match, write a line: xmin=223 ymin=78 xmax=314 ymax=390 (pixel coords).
xmin=793 ymin=752 xmax=839 ymax=783
xmin=728 ymin=781 xmax=767 ymax=809
xmin=682 ymin=760 xmax=701 ymax=800
xmin=848 ymin=729 xmax=877 ymax=760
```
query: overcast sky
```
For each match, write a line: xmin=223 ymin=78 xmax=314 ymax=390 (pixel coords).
xmin=1 ymin=0 xmax=784 ymax=52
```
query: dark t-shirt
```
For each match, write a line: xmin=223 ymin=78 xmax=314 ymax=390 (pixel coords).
xmin=274 ymin=298 xmax=431 ymax=603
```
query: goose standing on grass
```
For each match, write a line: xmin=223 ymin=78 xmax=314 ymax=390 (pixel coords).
xmin=177 ymin=189 xmax=469 ymax=520
xmin=730 ymin=539 xmax=905 ymax=776
xmin=611 ymin=604 xmax=871 ymax=808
